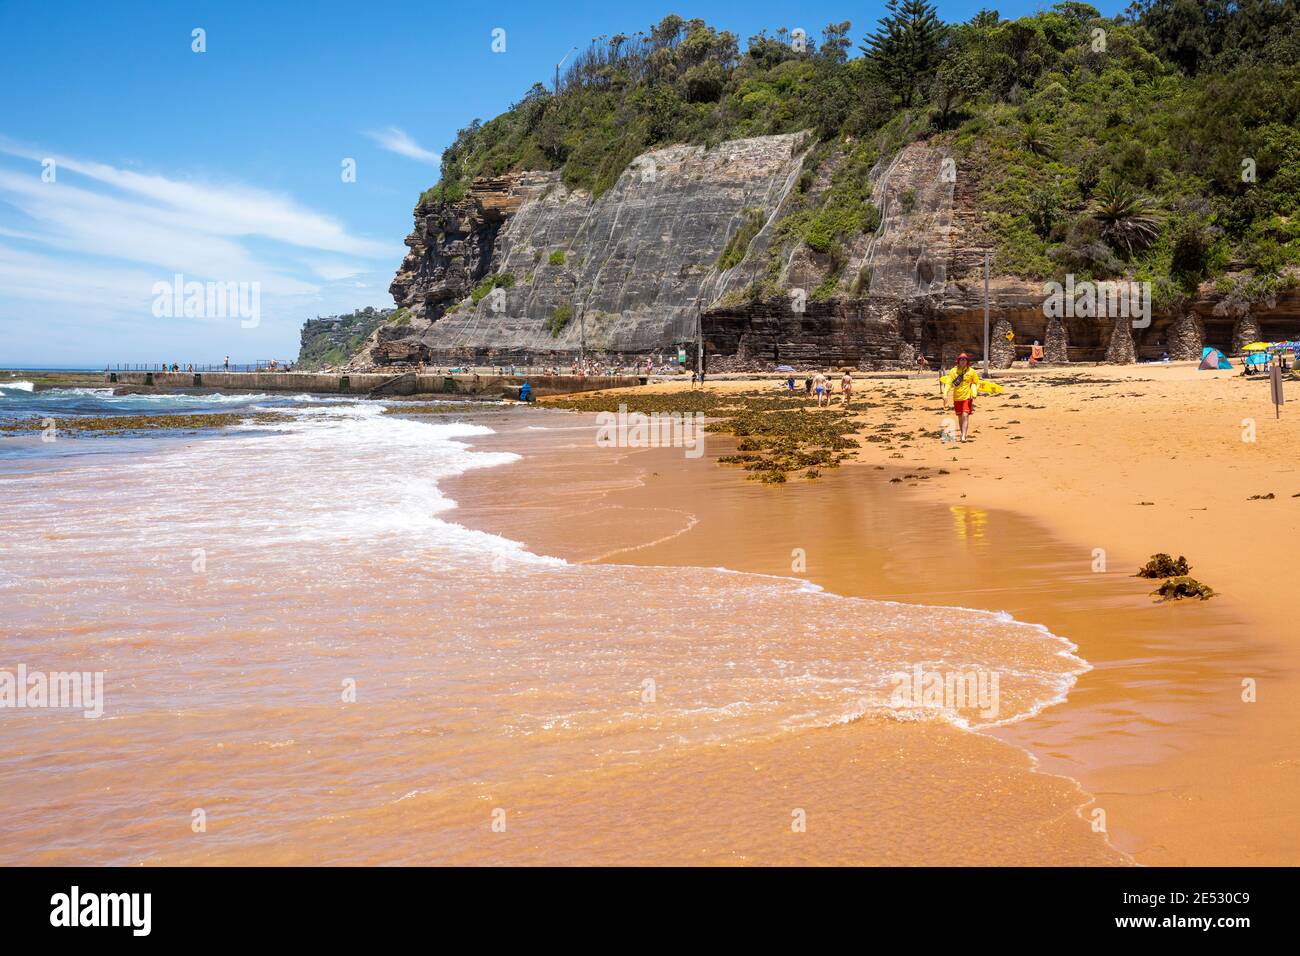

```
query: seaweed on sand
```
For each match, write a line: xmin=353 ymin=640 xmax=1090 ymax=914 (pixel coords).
xmin=1136 ymin=553 xmax=1190 ymax=578
xmin=545 ymin=388 xmax=861 ymax=484
xmin=1151 ymin=576 xmax=1216 ymax=601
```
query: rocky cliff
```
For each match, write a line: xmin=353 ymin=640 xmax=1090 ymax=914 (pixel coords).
xmin=366 ymin=132 xmax=811 ymax=366
xmin=359 ymin=132 xmax=1299 ymax=369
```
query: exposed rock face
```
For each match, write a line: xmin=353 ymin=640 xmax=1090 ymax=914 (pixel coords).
xmin=706 ymin=142 xmax=958 ymax=368
xmin=370 ymin=339 xmax=429 ymax=365
xmin=360 ymin=132 xmax=1300 ymax=369
xmin=372 ymin=134 xmax=810 ymax=365
xmin=704 ymin=299 xmax=908 ymax=369
xmin=388 ymin=174 xmax=539 ymax=325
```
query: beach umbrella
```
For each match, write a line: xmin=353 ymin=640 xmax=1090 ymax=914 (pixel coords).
xmin=1242 ymin=342 xmax=1270 ymax=351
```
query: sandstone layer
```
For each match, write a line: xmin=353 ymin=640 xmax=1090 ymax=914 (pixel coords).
xmin=356 ymin=133 xmax=1300 ymax=369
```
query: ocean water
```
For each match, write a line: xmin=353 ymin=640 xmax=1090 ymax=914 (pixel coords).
xmin=0 ymin=388 xmax=1111 ymax=864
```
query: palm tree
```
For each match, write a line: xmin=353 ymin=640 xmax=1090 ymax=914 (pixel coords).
xmin=1021 ymin=119 xmax=1054 ymax=158
xmin=1091 ymin=179 xmax=1160 ymax=255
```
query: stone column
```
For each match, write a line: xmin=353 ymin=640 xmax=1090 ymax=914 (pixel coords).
xmin=1044 ymin=317 xmax=1069 ymax=364
xmin=990 ymin=318 xmax=1016 ymax=368
xmin=1231 ymin=313 xmax=1261 ymax=353
xmin=1104 ymin=315 xmax=1136 ymax=364
xmin=1167 ymin=311 xmax=1204 ymax=360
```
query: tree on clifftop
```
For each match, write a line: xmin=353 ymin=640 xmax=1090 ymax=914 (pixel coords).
xmin=861 ymin=0 xmax=947 ymax=107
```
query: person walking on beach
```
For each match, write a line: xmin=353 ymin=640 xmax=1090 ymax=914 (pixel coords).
xmin=1029 ymin=340 xmax=1044 ymax=366
xmin=804 ymin=375 xmax=813 ymax=395
xmin=813 ymin=371 xmax=829 ymax=407
xmin=840 ymin=370 xmax=853 ymax=407
xmin=940 ymin=353 xmax=1002 ymax=442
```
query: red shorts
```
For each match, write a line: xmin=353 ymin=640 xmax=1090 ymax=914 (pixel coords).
xmin=953 ymin=398 xmax=974 ymax=415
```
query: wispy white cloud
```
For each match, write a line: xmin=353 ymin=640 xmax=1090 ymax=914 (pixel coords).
xmin=0 ymin=142 xmax=395 ymax=260
xmin=0 ymin=143 xmax=401 ymax=362
xmin=303 ymin=259 xmax=371 ymax=281
xmin=365 ymin=126 xmax=438 ymax=164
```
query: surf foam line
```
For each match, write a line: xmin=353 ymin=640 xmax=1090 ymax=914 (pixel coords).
xmin=207 ymin=401 xmax=567 ymax=564
xmin=438 ymin=412 xmax=1092 ymax=738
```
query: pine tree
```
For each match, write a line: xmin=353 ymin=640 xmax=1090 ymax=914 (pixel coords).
xmin=861 ymin=0 xmax=947 ymax=106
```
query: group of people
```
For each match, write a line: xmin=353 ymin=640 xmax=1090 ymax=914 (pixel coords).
xmin=774 ymin=352 xmax=1000 ymax=443
xmin=785 ymin=370 xmax=855 ymax=407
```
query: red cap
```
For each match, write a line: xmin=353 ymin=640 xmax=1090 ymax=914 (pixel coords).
xmin=957 ymin=353 xmax=970 ymax=361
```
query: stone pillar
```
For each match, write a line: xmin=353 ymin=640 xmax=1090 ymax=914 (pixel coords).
xmin=1105 ymin=315 xmax=1136 ymax=364
xmin=1231 ymin=313 xmax=1261 ymax=354
xmin=1167 ymin=311 xmax=1204 ymax=361
xmin=897 ymin=342 xmax=916 ymax=368
xmin=990 ymin=318 xmax=1016 ymax=369
xmin=1044 ymin=317 xmax=1069 ymax=364
xmin=736 ymin=332 xmax=754 ymax=364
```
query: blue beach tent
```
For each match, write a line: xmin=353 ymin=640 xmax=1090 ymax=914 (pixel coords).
xmin=1198 ymin=347 xmax=1231 ymax=370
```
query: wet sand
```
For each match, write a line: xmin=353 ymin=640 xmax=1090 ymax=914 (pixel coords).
xmin=3 ymin=364 xmax=1292 ymax=866
xmin=446 ymin=363 xmax=1298 ymax=865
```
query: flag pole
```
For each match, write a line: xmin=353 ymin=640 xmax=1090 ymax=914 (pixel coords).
xmin=983 ymin=248 xmax=991 ymax=375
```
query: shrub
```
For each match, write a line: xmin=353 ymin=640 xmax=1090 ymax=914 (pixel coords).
xmin=548 ymin=304 xmax=574 ymax=336
xmin=718 ymin=210 xmax=765 ymax=270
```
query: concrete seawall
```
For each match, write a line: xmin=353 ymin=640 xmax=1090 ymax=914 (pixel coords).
xmin=108 ymin=371 xmax=644 ymax=399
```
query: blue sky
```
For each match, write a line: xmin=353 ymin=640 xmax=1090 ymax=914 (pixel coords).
xmin=0 ymin=0 xmax=1126 ymax=367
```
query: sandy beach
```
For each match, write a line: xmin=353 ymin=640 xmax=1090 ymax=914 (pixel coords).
xmin=426 ymin=361 xmax=1300 ymax=865
xmin=2 ymin=363 xmax=1295 ymax=867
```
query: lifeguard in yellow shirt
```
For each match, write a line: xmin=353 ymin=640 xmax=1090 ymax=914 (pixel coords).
xmin=939 ymin=353 xmax=1003 ymax=443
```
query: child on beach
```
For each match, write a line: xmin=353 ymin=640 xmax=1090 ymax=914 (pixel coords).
xmin=840 ymin=370 xmax=853 ymax=406
xmin=939 ymin=353 xmax=1002 ymax=442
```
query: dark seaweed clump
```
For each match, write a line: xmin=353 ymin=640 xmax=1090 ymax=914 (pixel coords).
xmin=382 ymin=403 xmax=475 ymax=415
xmin=1151 ymin=576 xmax=1216 ymax=601
xmin=1136 ymin=553 xmax=1190 ymax=578
xmin=545 ymin=388 xmax=860 ymax=483
xmin=0 ymin=411 xmax=291 ymax=436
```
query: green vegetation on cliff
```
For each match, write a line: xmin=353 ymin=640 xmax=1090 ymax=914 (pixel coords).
xmin=420 ymin=2 xmax=1300 ymax=299
xmin=297 ymin=308 xmax=392 ymax=369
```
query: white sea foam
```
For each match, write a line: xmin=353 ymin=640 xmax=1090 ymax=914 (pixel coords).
xmin=0 ymin=381 xmax=36 ymax=392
